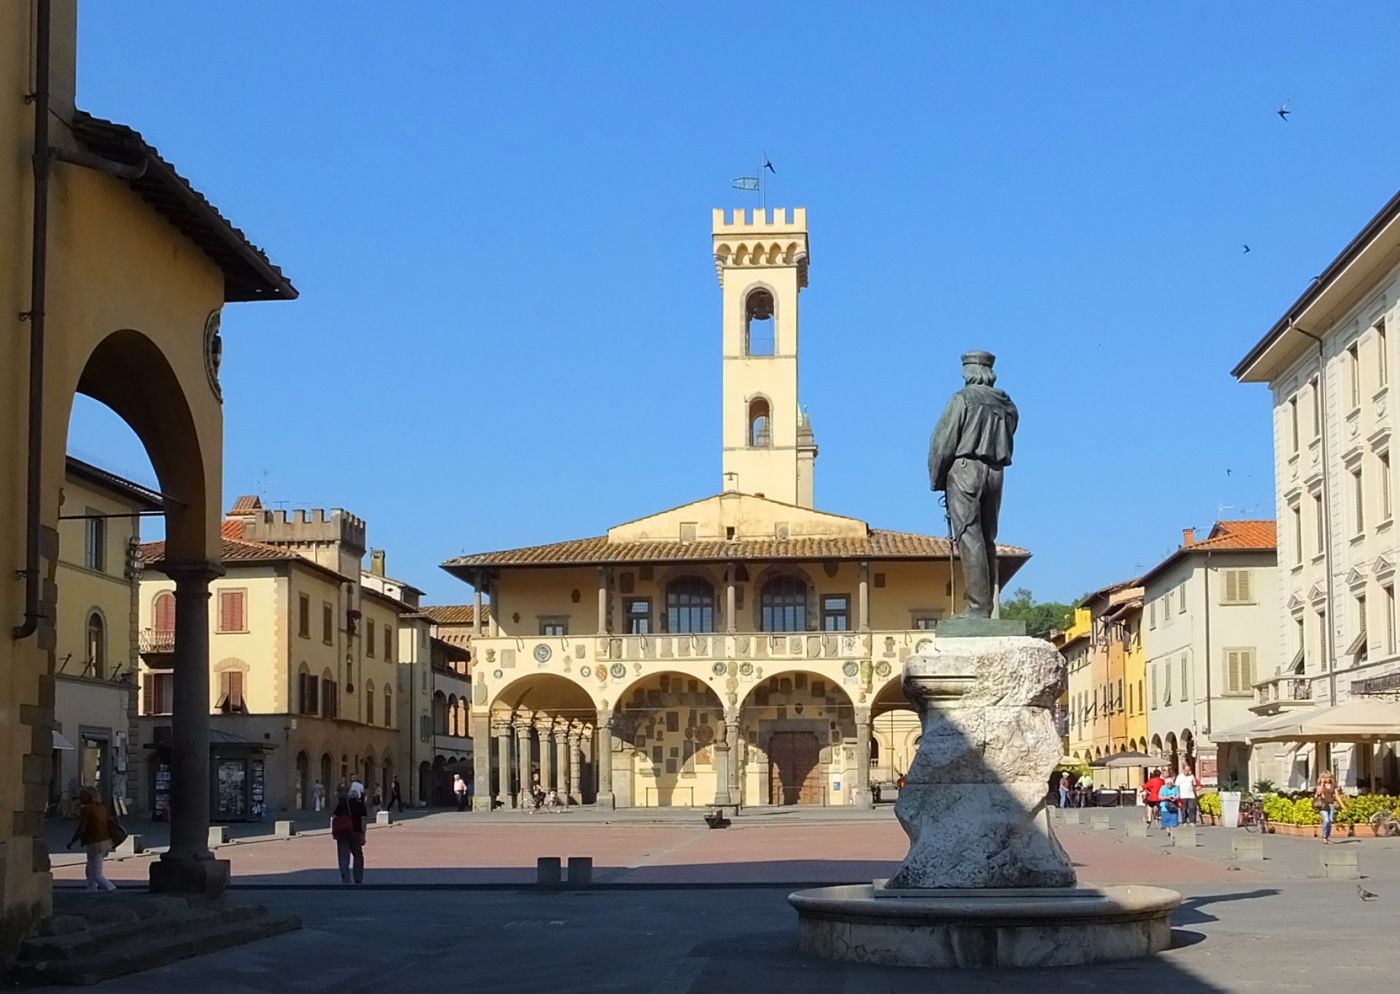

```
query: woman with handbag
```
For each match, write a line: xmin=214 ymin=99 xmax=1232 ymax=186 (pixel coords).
xmin=1313 ymin=771 xmax=1347 ymax=844
xmin=66 ymin=787 xmax=117 ymax=892
xmin=331 ymin=782 xmax=369 ymax=883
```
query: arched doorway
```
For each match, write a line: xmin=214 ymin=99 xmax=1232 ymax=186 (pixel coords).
xmin=740 ymin=670 xmax=855 ymax=806
xmin=871 ymin=675 xmax=919 ymax=801
xmin=417 ymin=761 xmax=431 ymax=805
xmin=294 ymin=751 xmax=309 ymax=810
xmin=614 ymin=671 xmax=725 ymax=808
xmin=490 ymin=674 xmax=598 ymax=808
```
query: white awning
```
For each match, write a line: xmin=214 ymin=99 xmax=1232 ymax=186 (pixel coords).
xmin=1210 ymin=713 xmax=1298 ymax=744
xmin=52 ymin=730 xmax=75 ymax=751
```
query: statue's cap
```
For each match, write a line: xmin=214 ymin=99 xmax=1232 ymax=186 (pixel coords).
xmin=961 ymin=349 xmax=996 ymax=368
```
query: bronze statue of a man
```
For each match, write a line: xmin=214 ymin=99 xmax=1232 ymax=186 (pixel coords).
xmin=927 ymin=350 xmax=1018 ymax=618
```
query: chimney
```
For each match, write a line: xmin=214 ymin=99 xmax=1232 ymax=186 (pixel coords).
xmin=1182 ymin=528 xmax=1195 ymax=548
xmin=370 ymin=549 xmax=386 ymax=576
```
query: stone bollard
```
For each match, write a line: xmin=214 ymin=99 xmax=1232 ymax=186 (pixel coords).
xmin=536 ymin=857 xmax=562 ymax=886
xmin=274 ymin=820 xmax=297 ymax=839
xmin=375 ymin=810 xmax=394 ymax=827
xmin=1090 ymin=813 xmax=1112 ymax=831
xmin=1062 ymin=809 xmax=1083 ymax=825
xmin=208 ymin=826 xmax=229 ymax=848
xmin=115 ymin=834 xmax=144 ymax=855
xmin=1321 ymin=847 xmax=1359 ymax=879
xmin=567 ymin=856 xmax=593 ymax=886
xmin=1172 ymin=826 xmax=1198 ymax=848
xmin=1232 ymin=835 xmax=1264 ymax=862
xmin=1124 ymin=819 xmax=1148 ymax=838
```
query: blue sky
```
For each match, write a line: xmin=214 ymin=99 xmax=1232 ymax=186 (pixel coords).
xmin=69 ymin=4 xmax=1400 ymax=606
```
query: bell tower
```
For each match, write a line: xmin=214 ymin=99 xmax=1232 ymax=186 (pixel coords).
xmin=712 ymin=207 xmax=817 ymax=506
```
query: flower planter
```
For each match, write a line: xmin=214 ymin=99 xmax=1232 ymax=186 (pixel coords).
xmin=1219 ymin=791 xmax=1242 ymax=830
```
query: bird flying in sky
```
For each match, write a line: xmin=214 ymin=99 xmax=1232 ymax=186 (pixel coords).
xmin=1278 ymin=102 xmax=1291 ymax=121
xmin=1242 ymin=244 xmax=1251 ymax=254
xmin=764 ymin=157 xmax=775 ymax=174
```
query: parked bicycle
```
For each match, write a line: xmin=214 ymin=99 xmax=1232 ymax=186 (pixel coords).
xmin=1239 ymin=795 xmax=1269 ymax=833
xmin=1368 ymin=809 xmax=1400 ymax=837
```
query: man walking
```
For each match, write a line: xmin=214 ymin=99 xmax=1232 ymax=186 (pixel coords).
xmin=389 ymin=776 xmax=404 ymax=813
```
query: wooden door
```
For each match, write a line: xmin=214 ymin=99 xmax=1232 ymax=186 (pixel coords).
xmin=768 ymin=731 xmax=823 ymax=805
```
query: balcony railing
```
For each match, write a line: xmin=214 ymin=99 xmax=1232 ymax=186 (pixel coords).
xmin=1251 ymin=673 xmax=1314 ymax=714
xmin=138 ymin=628 xmax=175 ymax=655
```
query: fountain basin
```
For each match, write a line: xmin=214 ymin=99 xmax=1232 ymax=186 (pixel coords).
xmin=789 ymin=883 xmax=1180 ymax=969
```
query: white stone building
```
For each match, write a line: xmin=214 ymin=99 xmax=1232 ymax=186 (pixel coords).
xmin=1233 ymin=188 xmax=1400 ymax=791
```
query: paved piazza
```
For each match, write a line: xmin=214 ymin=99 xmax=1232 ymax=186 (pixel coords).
xmin=42 ymin=809 xmax=1400 ymax=991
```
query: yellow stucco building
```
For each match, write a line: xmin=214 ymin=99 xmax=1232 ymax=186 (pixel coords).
xmin=2 ymin=0 xmax=294 ymax=939
xmin=443 ymin=208 xmax=1028 ymax=810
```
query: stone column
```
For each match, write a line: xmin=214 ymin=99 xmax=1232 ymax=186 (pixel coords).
xmin=858 ymin=561 xmax=870 ymax=633
xmin=493 ymin=717 xmax=512 ymax=808
xmin=553 ymin=719 xmax=570 ymax=795
xmin=597 ymin=566 xmax=609 ymax=636
xmin=472 ymin=712 xmax=492 ymax=811
xmin=514 ymin=710 xmax=534 ymax=804
xmin=595 ymin=711 xmax=615 ymax=809
xmin=726 ymin=564 xmax=737 ymax=634
xmin=712 ymin=716 xmax=733 ymax=806
xmin=151 ymin=561 xmax=227 ymax=896
xmin=568 ymin=723 xmax=584 ymax=804
xmin=726 ymin=711 xmax=743 ymax=803
xmin=851 ymin=707 xmax=873 ymax=810
xmin=473 ymin=572 xmax=484 ymax=636
xmin=536 ymin=715 xmax=555 ymax=794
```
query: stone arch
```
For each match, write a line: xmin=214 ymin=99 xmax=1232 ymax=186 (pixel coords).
xmin=433 ymin=690 xmax=448 ymax=735
xmin=870 ymin=674 xmax=918 ymax=784
xmin=613 ymin=670 xmax=725 ymax=808
xmin=366 ymin=679 xmax=376 ymax=725
xmin=658 ymin=570 xmax=722 ymax=634
xmin=1180 ymin=729 xmax=1196 ymax=770
xmin=320 ymin=753 xmax=333 ymax=794
xmin=84 ymin=606 xmax=107 ymax=678
xmin=747 ymin=393 xmax=772 ymax=448
xmin=741 ymin=669 xmax=856 ymax=806
xmin=742 ymin=282 xmax=777 ymax=356
xmin=294 ymin=751 xmax=309 ymax=810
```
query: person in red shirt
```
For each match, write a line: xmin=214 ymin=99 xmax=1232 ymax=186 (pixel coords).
xmin=1141 ymin=769 xmax=1165 ymax=826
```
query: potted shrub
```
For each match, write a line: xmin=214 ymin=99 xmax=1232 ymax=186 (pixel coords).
xmin=1217 ymin=779 xmax=1242 ymax=829
xmin=1198 ymin=791 xmax=1221 ymax=826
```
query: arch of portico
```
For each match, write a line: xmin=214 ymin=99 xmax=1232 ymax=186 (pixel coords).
xmin=613 ymin=670 xmax=726 ymax=808
xmin=486 ymin=673 xmax=598 ymax=809
xmin=738 ymin=669 xmax=858 ymax=807
xmin=870 ymin=675 xmax=919 ymax=789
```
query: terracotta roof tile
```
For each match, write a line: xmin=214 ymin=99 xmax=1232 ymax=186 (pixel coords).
xmin=1188 ymin=520 xmax=1277 ymax=552
xmin=228 ymin=496 xmax=263 ymax=514
xmin=442 ymin=529 xmax=1029 ymax=573
xmin=422 ymin=605 xmax=490 ymax=625
xmin=141 ymin=520 xmax=350 ymax=583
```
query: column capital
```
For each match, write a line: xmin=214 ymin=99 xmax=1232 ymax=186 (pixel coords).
xmin=160 ymin=560 xmax=226 ymax=586
xmin=490 ymin=717 xmax=512 ymax=737
xmin=854 ymin=707 xmax=872 ymax=726
xmin=534 ymin=714 xmax=555 ymax=734
xmin=513 ymin=708 xmax=534 ymax=728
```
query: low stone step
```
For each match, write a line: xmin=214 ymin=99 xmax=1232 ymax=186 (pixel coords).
xmin=21 ymin=903 xmax=263 ymax=961
xmin=14 ymin=911 xmax=301 ymax=986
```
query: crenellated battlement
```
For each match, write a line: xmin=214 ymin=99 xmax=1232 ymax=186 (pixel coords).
xmin=712 ymin=207 xmax=810 ymax=288
xmin=244 ymin=506 xmax=367 ymax=553
xmin=711 ymin=206 xmax=808 ymax=234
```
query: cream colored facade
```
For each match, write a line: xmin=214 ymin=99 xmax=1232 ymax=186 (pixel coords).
xmin=52 ymin=459 xmax=160 ymax=814
xmin=1142 ymin=525 xmax=1278 ymax=787
xmin=138 ymin=500 xmax=405 ymax=818
xmin=1234 ymin=189 xmax=1400 ymax=790
xmin=3 ymin=1 xmax=293 ymax=945
xmin=444 ymin=208 xmax=1028 ymax=810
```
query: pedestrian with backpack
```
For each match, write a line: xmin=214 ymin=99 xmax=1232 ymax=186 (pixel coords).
xmin=331 ymin=782 xmax=368 ymax=884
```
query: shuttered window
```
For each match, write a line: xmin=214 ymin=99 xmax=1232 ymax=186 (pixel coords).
xmin=1222 ymin=570 xmax=1254 ymax=605
xmin=321 ymin=677 xmax=337 ymax=719
xmin=298 ymin=595 xmax=310 ymax=638
xmin=217 ymin=590 xmax=246 ymax=633
xmin=384 ymin=626 xmax=392 ymax=661
xmin=1349 ymin=342 xmax=1361 ymax=408
xmin=218 ymin=670 xmax=246 ymax=713
xmin=1164 ymin=660 xmax=1172 ymax=705
xmin=1225 ymin=648 xmax=1256 ymax=695
xmin=1382 ymin=451 xmax=1393 ymax=522
xmin=366 ymin=619 xmax=376 ymax=657
xmin=1386 ymin=585 xmax=1397 ymax=656
xmin=143 ymin=671 xmax=174 ymax=714
xmin=322 ymin=602 xmax=334 ymax=644
xmin=1313 ymin=491 xmax=1325 ymax=555
xmin=1354 ymin=466 xmax=1366 ymax=534
xmin=153 ymin=591 xmax=176 ymax=636
xmin=1349 ymin=595 xmax=1369 ymax=664
xmin=1180 ymin=652 xmax=1188 ymax=700
xmin=1379 ymin=319 xmax=1389 ymax=387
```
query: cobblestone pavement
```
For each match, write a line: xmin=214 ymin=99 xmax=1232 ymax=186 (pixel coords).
xmin=43 ymin=808 xmax=1400 ymax=992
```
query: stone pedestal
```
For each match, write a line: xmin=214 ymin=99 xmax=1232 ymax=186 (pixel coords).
xmin=888 ymin=638 xmax=1074 ymax=889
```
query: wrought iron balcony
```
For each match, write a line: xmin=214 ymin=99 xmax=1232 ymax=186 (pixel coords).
xmin=138 ymin=627 xmax=175 ymax=656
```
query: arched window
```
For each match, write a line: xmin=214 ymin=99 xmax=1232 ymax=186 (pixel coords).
xmin=744 ymin=289 xmax=775 ymax=356
xmin=666 ymin=577 xmax=715 ymax=634
xmin=153 ymin=591 xmax=175 ymax=638
xmin=748 ymin=397 xmax=771 ymax=448
xmin=384 ymin=685 xmax=393 ymax=730
xmin=366 ymin=680 xmax=376 ymax=725
xmin=760 ymin=575 xmax=807 ymax=632
xmin=433 ymin=691 xmax=448 ymax=736
xmin=86 ymin=612 xmax=105 ymax=678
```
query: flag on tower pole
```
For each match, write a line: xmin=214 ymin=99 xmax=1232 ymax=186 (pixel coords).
xmin=731 ymin=177 xmax=759 ymax=191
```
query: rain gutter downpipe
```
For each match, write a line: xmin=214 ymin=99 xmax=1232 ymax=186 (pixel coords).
xmin=1292 ymin=321 xmax=1338 ymax=707
xmin=15 ymin=0 xmax=52 ymax=640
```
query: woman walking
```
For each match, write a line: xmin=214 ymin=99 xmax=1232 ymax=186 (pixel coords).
xmin=1314 ymin=771 xmax=1347 ymax=844
xmin=66 ymin=787 xmax=117 ymax=892
xmin=331 ymin=782 xmax=369 ymax=883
